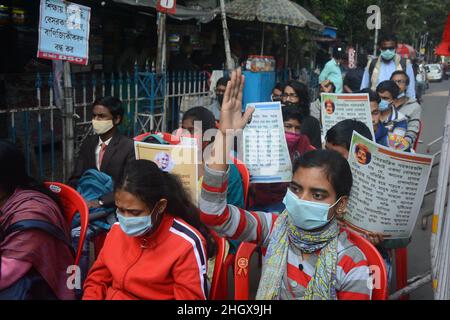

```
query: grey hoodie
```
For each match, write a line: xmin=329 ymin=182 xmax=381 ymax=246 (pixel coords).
xmin=396 ymin=98 xmax=422 ymax=147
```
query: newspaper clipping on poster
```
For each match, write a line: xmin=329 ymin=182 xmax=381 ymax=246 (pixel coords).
xmin=243 ymin=102 xmax=292 ymax=183
xmin=135 ymin=142 xmax=199 ymax=204
xmin=38 ymin=0 xmax=91 ymax=65
xmin=345 ymin=132 xmax=433 ymax=239
xmin=321 ymin=93 xmax=375 ymax=140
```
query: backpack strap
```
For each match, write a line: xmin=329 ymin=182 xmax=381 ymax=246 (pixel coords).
xmin=1 ymin=219 xmax=76 ymax=257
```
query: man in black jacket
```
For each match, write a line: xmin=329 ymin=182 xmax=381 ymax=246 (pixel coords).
xmin=68 ymin=96 xmax=135 ymax=209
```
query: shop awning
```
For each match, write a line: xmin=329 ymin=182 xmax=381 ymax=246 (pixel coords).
xmin=111 ymin=0 xmax=218 ymax=23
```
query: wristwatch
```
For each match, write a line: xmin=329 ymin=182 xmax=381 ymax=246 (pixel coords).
xmin=98 ymin=198 xmax=104 ymax=207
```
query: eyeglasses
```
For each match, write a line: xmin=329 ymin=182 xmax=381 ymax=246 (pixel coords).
xmin=393 ymin=79 xmax=407 ymax=84
xmin=281 ymin=93 xmax=299 ymax=99
xmin=215 ymin=90 xmax=226 ymax=95
xmin=381 ymin=46 xmax=396 ymax=51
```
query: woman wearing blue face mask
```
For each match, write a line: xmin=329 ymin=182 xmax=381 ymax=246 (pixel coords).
xmin=200 ymin=69 xmax=372 ymax=300
xmin=83 ymin=160 xmax=216 ymax=300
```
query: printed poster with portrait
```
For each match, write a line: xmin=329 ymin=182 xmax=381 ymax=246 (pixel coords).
xmin=321 ymin=93 xmax=375 ymax=141
xmin=345 ymin=132 xmax=433 ymax=239
xmin=134 ymin=141 xmax=199 ymax=204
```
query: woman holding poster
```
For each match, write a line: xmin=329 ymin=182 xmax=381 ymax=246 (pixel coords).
xmin=200 ymin=69 xmax=372 ymax=300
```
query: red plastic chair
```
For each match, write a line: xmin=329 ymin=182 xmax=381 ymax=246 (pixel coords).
xmin=209 ymin=232 xmax=227 ymax=300
xmin=395 ymin=247 xmax=408 ymax=300
xmin=233 ymin=230 xmax=388 ymax=300
xmin=134 ymin=132 xmax=181 ymax=144
xmin=234 ymin=242 xmax=258 ymax=300
xmin=346 ymin=230 xmax=388 ymax=300
xmin=44 ymin=182 xmax=89 ymax=266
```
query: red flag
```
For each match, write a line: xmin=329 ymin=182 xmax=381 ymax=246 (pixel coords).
xmin=436 ymin=13 xmax=450 ymax=57
xmin=156 ymin=0 xmax=177 ymax=15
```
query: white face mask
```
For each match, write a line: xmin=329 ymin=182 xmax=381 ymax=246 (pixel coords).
xmin=92 ymin=119 xmax=114 ymax=135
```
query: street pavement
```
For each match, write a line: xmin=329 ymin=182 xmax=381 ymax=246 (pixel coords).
xmin=407 ymin=79 xmax=450 ymax=300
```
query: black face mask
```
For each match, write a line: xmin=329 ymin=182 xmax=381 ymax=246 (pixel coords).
xmin=217 ymin=94 xmax=224 ymax=107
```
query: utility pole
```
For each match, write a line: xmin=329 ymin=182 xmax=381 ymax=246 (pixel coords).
xmin=62 ymin=61 xmax=74 ymax=181
xmin=219 ymin=0 xmax=233 ymax=71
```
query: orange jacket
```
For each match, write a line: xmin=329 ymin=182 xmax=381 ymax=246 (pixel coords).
xmin=83 ymin=215 xmax=208 ymax=300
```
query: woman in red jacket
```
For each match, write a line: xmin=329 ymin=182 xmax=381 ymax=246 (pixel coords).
xmin=83 ymin=160 xmax=216 ymax=300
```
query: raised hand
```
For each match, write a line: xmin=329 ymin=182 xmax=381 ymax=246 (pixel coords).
xmin=218 ymin=68 xmax=254 ymax=135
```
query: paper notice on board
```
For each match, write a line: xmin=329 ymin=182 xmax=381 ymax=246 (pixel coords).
xmin=37 ymin=0 xmax=91 ymax=65
xmin=344 ymin=132 xmax=433 ymax=239
xmin=135 ymin=142 xmax=199 ymax=204
xmin=243 ymin=102 xmax=292 ymax=183
xmin=321 ymin=93 xmax=375 ymax=140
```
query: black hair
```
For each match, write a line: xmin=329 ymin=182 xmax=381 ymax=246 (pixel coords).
xmin=379 ymin=33 xmax=398 ymax=46
xmin=325 ymin=119 xmax=373 ymax=151
xmin=182 ymin=107 xmax=217 ymax=134
xmin=293 ymin=150 xmax=353 ymax=199
xmin=332 ymin=47 xmax=346 ymax=60
xmin=93 ymin=96 xmax=125 ymax=123
xmin=273 ymin=82 xmax=284 ymax=92
xmin=359 ymin=88 xmax=381 ymax=103
xmin=116 ymin=160 xmax=216 ymax=258
xmin=0 ymin=139 xmax=61 ymax=207
xmin=216 ymin=76 xmax=230 ymax=88
xmin=282 ymin=105 xmax=304 ymax=124
xmin=284 ymin=80 xmax=311 ymax=117
xmin=390 ymin=70 xmax=410 ymax=86
xmin=376 ymin=80 xmax=400 ymax=99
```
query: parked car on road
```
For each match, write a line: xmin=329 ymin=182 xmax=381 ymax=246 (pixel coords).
xmin=425 ymin=64 xmax=443 ymax=82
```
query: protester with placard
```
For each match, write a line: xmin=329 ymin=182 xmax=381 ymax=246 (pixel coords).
xmin=200 ymin=69 xmax=372 ymax=300
xmin=390 ymin=71 xmax=423 ymax=148
xmin=310 ymin=80 xmax=336 ymax=123
xmin=325 ymin=119 xmax=373 ymax=159
xmin=251 ymin=106 xmax=315 ymax=213
xmin=282 ymin=80 xmax=322 ymax=149
xmin=375 ymin=81 xmax=410 ymax=151
xmin=83 ymin=160 xmax=215 ymax=300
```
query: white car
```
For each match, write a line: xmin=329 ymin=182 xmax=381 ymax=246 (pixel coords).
xmin=425 ymin=64 xmax=443 ymax=82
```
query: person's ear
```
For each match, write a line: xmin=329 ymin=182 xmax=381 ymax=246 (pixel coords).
xmin=114 ymin=116 xmax=122 ymax=126
xmin=336 ymin=196 xmax=349 ymax=218
xmin=156 ymin=199 xmax=168 ymax=214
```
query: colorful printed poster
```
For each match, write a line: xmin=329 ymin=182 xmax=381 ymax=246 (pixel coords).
xmin=321 ymin=93 xmax=375 ymax=140
xmin=345 ymin=132 xmax=433 ymax=239
xmin=243 ymin=102 xmax=292 ymax=183
xmin=135 ymin=142 xmax=199 ymax=204
xmin=37 ymin=0 xmax=91 ymax=65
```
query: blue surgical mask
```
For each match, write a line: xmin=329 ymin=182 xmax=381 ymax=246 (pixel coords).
xmin=379 ymin=100 xmax=391 ymax=111
xmin=380 ymin=49 xmax=396 ymax=61
xmin=282 ymin=189 xmax=342 ymax=230
xmin=117 ymin=209 xmax=155 ymax=237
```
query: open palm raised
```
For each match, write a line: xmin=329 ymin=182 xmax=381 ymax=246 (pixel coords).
xmin=218 ymin=68 xmax=255 ymax=135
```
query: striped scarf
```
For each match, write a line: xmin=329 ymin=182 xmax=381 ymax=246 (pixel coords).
xmin=256 ymin=211 xmax=339 ymax=300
